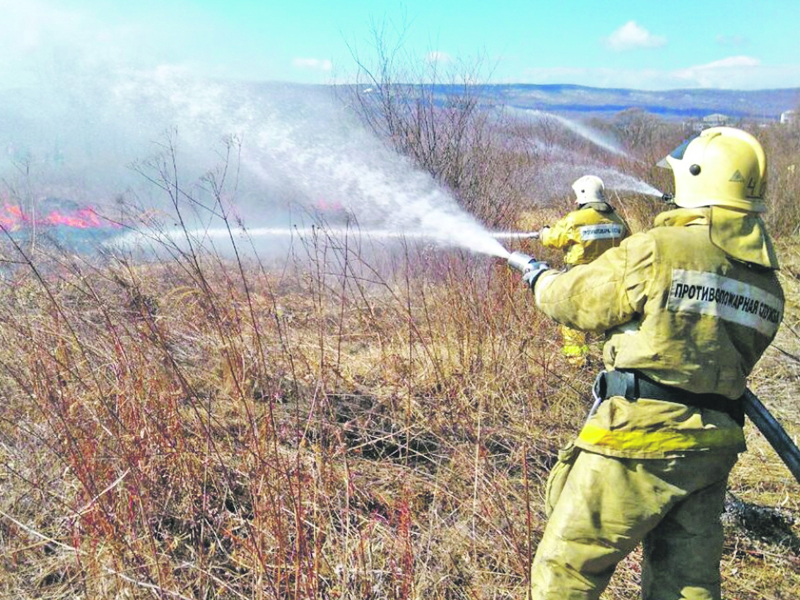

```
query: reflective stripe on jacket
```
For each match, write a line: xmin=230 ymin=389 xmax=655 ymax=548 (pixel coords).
xmin=534 ymin=208 xmax=784 ymax=458
xmin=540 ymin=202 xmax=629 ymax=266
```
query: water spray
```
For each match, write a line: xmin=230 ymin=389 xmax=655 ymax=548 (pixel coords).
xmin=490 ymin=231 xmax=540 ymax=240
xmin=507 ymin=108 xmax=630 ymax=157
xmin=111 ymin=224 xmax=542 ymax=260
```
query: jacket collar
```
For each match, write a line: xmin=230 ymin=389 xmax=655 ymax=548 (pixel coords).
xmin=653 ymin=207 xmax=709 ymax=228
xmin=580 ymin=201 xmax=612 ymax=213
xmin=654 ymin=207 xmax=779 ymax=269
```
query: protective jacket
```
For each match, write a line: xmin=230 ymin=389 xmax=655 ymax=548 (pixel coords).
xmin=534 ymin=207 xmax=784 ymax=458
xmin=540 ymin=201 xmax=629 ymax=266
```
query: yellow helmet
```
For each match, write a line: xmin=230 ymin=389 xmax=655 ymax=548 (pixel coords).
xmin=572 ymin=175 xmax=606 ymax=204
xmin=660 ymin=127 xmax=767 ymax=213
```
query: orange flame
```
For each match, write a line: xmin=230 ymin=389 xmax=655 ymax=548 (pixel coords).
xmin=44 ymin=208 xmax=106 ymax=229
xmin=0 ymin=204 xmax=25 ymax=231
xmin=0 ymin=204 xmax=118 ymax=230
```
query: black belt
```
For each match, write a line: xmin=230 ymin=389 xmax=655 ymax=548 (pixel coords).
xmin=594 ymin=370 xmax=744 ymax=426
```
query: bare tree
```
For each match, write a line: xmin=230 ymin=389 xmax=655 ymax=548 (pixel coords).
xmin=339 ymin=17 xmax=520 ymax=224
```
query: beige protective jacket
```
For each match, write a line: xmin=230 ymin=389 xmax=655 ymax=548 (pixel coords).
xmin=540 ymin=202 xmax=629 ymax=266
xmin=534 ymin=207 xmax=784 ymax=458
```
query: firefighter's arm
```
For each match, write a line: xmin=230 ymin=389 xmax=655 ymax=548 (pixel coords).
xmin=539 ymin=215 xmax=574 ymax=249
xmin=532 ymin=233 xmax=654 ymax=332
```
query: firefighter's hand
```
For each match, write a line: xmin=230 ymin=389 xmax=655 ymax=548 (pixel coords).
xmin=521 ymin=261 xmax=550 ymax=290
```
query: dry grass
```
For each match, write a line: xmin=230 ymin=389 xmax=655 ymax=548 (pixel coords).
xmin=0 ymin=226 xmax=797 ymax=599
xmin=1 ymin=110 xmax=799 ymax=598
xmin=0 ymin=232 xmax=575 ymax=599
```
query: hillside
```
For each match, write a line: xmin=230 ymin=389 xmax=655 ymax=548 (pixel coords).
xmin=431 ymin=83 xmax=800 ymax=120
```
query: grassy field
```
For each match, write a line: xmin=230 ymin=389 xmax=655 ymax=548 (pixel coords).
xmin=0 ymin=212 xmax=797 ymax=599
xmin=1 ymin=75 xmax=799 ymax=597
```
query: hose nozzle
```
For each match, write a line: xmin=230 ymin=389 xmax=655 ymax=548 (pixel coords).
xmin=507 ymin=251 xmax=537 ymax=274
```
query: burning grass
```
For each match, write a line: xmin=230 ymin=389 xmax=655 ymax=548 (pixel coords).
xmin=0 ymin=230 xmax=798 ymax=599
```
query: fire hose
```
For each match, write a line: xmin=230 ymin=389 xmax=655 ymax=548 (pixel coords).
xmin=507 ymin=251 xmax=800 ymax=485
xmin=742 ymin=389 xmax=800 ymax=484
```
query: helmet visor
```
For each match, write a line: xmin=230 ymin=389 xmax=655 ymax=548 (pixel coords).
xmin=657 ymin=134 xmax=699 ymax=168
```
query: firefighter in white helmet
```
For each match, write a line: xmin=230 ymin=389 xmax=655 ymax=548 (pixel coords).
xmin=539 ymin=175 xmax=629 ymax=364
xmin=513 ymin=127 xmax=784 ymax=599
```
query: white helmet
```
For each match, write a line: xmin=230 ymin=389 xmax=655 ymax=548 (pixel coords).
xmin=572 ymin=175 xmax=606 ymax=204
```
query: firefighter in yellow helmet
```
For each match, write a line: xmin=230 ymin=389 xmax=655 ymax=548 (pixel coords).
xmin=539 ymin=175 xmax=629 ymax=364
xmin=511 ymin=127 xmax=784 ymax=600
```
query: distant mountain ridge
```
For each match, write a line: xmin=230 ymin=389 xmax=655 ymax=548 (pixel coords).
xmin=433 ymin=84 xmax=800 ymax=121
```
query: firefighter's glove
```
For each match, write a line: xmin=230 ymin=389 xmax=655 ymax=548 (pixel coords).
xmin=521 ymin=261 xmax=550 ymax=290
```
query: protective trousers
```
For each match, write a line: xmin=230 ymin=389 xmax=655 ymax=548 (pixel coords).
xmin=530 ymin=447 xmax=739 ymax=600
xmin=560 ymin=324 xmax=589 ymax=364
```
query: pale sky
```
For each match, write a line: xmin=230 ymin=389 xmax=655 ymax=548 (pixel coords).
xmin=3 ymin=0 xmax=800 ymax=90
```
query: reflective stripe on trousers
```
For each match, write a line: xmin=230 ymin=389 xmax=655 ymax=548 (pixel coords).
xmin=560 ymin=324 xmax=589 ymax=358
